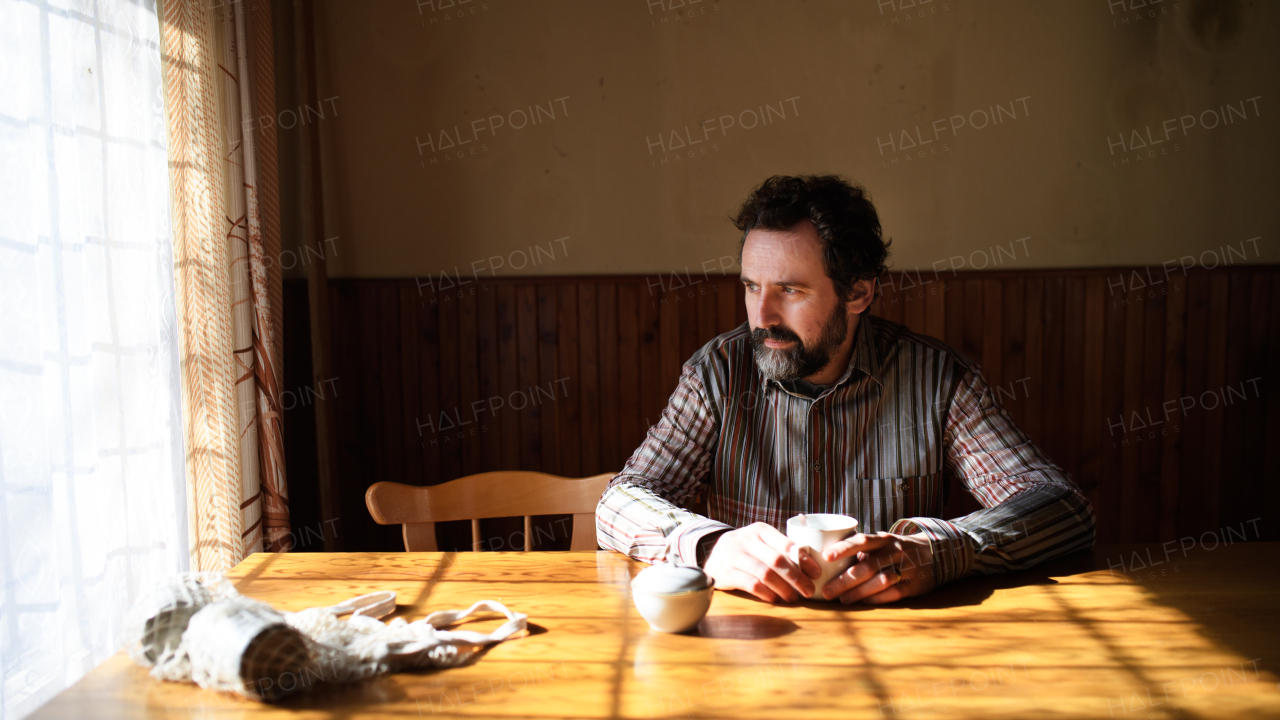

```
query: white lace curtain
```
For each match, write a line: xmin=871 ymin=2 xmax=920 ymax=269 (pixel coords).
xmin=0 ymin=1 xmax=188 ymax=717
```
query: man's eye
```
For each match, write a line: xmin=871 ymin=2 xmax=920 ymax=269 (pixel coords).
xmin=783 ymin=287 xmax=796 ymax=295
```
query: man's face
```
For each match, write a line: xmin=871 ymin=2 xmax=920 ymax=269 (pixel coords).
xmin=740 ymin=220 xmax=853 ymax=381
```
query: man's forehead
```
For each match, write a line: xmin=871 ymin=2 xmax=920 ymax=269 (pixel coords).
xmin=741 ymin=222 xmax=824 ymax=275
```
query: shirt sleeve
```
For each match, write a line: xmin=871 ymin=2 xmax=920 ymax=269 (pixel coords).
xmin=890 ymin=363 xmax=1097 ymax=586
xmin=595 ymin=363 xmax=733 ymax=566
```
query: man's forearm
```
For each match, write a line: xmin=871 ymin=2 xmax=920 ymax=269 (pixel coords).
xmin=595 ymin=481 xmax=733 ymax=565
xmin=892 ymin=481 xmax=1097 ymax=585
xmin=959 ymin=481 xmax=1097 ymax=575
xmin=927 ymin=363 xmax=1099 ymax=585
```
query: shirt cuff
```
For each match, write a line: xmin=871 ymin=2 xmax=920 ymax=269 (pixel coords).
xmin=890 ymin=516 xmax=976 ymax=587
xmin=667 ymin=518 xmax=734 ymax=567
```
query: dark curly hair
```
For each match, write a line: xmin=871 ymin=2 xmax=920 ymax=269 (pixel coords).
xmin=731 ymin=175 xmax=891 ymax=305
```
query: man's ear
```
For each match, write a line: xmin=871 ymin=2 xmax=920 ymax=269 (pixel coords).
xmin=846 ymin=278 xmax=876 ymax=315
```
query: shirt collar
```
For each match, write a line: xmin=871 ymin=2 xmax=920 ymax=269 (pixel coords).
xmin=759 ymin=314 xmax=884 ymax=395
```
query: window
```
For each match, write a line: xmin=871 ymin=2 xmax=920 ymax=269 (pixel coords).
xmin=0 ymin=1 xmax=187 ymax=716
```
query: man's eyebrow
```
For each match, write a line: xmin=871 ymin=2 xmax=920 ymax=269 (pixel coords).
xmin=739 ymin=275 xmax=812 ymax=289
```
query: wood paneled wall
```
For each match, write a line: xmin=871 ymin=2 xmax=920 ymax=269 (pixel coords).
xmin=282 ymin=266 xmax=1280 ymax=553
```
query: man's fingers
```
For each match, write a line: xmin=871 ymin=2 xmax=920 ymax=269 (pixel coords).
xmin=705 ymin=526 xmax=933 ymax=606
xmin=738 ymin=553 xmax=801 ymax=603
xmin=864 ymin=547 xmax=906 ymax=575
xmin=821 ymin=561 xmax=872 ymax=600
xmin=740 ymin=572 xmax=780 ymax=604
xmin=861 ymin=563 xmax=929 ymax=604
xmin=752 ymin=520 xmax=824 ymax=584
xmin=822 ymin=548 xmax=899 ymax=599
xmin=823 ymin=532 xmax=894 ymax=562
xmin=796 ymin=549 xmax=822 ymax=580
xmin=860 ymin=582 xmax=909 ymax=605
xmin=744 ymin=539 xmax=814 ymax=599
xmin=756 ymin=526 xmax=823 ymax=581
xmin=722 ymin=568 xmax=778 ymax=603
xmin=839 ymin=568 xmax=901 ymax=604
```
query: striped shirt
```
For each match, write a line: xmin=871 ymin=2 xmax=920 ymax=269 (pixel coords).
xmin=595 ymin=314 xmax=1096 ymax=587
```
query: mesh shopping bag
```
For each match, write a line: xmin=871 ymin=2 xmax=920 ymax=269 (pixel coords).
xmin=123 ymin=573 xmax=527 ymax=702
xmin=121 ymin=573 xmax=234 ymax=669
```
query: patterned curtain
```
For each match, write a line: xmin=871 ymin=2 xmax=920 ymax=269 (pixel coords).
xmin=160 ymin=0 xmax=289 ymax=571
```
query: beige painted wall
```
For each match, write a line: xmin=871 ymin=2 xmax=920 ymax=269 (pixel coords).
xmin=286 ymin=0 xmax=1277 ymax=279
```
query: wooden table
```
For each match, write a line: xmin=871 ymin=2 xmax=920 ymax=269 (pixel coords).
xmin=32 ymin=543 xmax=1280 ymax=719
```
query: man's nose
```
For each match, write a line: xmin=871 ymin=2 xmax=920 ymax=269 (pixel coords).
xmin=751 ymin=288 xmax=783 ymax=327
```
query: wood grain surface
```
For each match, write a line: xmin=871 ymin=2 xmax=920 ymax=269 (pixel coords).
xmin=31 ymin=544 xmax=1280 ymax=719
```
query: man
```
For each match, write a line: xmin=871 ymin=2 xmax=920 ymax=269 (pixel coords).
xmin=596 ymin=174 xmax=1096 ymax=605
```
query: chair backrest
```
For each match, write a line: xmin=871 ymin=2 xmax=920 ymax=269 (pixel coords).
xmin=365 ymin=471 xmax=616 ymax=552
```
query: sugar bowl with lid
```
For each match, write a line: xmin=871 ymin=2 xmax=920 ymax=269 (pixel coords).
xmin=630 ymin=562 xmax=715 ymax=633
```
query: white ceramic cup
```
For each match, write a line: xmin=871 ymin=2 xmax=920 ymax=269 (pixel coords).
xmin=786 ymin=513 xmax=860 ymax=600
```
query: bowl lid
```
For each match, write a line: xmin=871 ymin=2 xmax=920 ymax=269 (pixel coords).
xmin=632 ymin=562 xmax=710 ymax=594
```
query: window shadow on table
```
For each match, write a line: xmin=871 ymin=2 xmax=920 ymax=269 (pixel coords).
xmin=1072 ymin=543 xmax=1278 ymax=680
xmin=893 ymin=552 xmax=1090 ymax=610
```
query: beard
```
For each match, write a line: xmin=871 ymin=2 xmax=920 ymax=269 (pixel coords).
xmin=751 ymin=301 xmax=850 ymax=382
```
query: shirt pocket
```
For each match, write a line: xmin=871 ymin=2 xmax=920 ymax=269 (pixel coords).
xmin=858 ymin=471 xmax=946 ymax=531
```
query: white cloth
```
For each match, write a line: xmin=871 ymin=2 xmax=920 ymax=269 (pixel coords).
xmin=0 ymin=1 xmax=186 ymax=718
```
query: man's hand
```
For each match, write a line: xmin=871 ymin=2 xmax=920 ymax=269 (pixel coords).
xmin=820 ymin=531 xmax=936 ymax=604
xmin=703 ymin=522 xmax=822 ymax=603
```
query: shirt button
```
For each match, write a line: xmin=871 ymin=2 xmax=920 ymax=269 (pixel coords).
xmin=812 ymin=462 xmax=822 ymax=471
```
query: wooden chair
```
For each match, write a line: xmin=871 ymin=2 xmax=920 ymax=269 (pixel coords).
xmin=365 ymin=471 xmax=616 ymax=552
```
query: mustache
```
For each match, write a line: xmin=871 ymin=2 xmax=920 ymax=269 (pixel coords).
xmin=751 ymin=324 xmax=802 ymax=345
